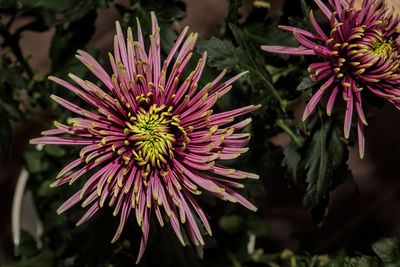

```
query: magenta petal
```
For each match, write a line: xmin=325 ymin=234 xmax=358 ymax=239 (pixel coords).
xmin=326 ymin=86 xmax=339 ymax=116
xmin=302 ymin=89 xmax=325 ymax=121
xmin=261 ymin=45 xmax=316 ymax=55
xmin=344 ymin=92 xmax=354 ymax=139
xmin=357 ymin=118 xmax=365 ymax=159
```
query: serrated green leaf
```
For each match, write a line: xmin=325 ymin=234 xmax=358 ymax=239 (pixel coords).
xmin=229 ymin=23 xmax=285 ymax=111
xmin=196 ymin=37 xmax=244 ymax=72
xmin=283 ymin=114 xmax=353 ymax=223
xmin=266 ymin=64 xmax=297 ymax=84
xmin=283 ymin=138 xmax=304 ymax=185
xmin=303 ymin=116 xmax=351 ymax=209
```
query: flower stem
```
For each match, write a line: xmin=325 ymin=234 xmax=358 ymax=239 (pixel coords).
xmin=276 ymin=119 xmax=301 ymax=146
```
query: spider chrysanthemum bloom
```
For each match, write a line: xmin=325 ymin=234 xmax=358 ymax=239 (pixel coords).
xmin=262 ymin=0 xmax=400 ymax=158
xmin=30 ymin=13 xmax=260 ymax=262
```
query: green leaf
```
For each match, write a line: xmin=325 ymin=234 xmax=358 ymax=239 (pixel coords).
xmin=24 ymin=150 xmax=43 ymax=173
xmin=283 ymin=114 xmax=353 ymax=223
xmin=297 ymin=76 xmax=319 ymax=91
xmin=265 ymin=64 xmax=298 ymax=84
xmin=372 ymin=238 xmax=400 ymax=265
xmin=303 ymin=116 xmax=351 ymax=208
xmin=229 ymin=23 xmax=285 ymax=112
xmin=19 ymin=0 xmax=75 ymax=11
xmin=196 ymin=37 xmax=244 ymax=72
xmin=226 ymin=0 xmax=243 ymax=25
xmin=282 ymin=137 xmax=304 ymax=185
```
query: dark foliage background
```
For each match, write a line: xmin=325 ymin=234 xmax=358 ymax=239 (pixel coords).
xmin=1 ymin=0 xmax=400 ymax=266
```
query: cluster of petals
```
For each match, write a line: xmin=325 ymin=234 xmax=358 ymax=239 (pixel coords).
xmin=262 ymin=0 xmax=400 ymax=158
xmin=30 ymin=13 xmax=260 ymax=262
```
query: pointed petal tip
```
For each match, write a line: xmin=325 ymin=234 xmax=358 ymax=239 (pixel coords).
xmin=301 ymin=112 xmax=309 ymax=122
xmin=250 ymin=205 xmax=258 ymax=212
xmin=326 ymin=110 xmax=332 ymax=116
xmin=248 ymin=173 xmax=260 ymax=179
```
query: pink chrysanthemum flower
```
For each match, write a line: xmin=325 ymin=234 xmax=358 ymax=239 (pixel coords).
xmin=262 ymin=0 xmax=400 ymax=158
xmin=30 ymin=13 xmax=260 ymax=263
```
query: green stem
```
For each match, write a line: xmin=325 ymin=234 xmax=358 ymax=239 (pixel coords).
xmin=276 ymin=119 xmax=301 ymax=146
xmin=258 ymin=71 xmax=286 ymax=112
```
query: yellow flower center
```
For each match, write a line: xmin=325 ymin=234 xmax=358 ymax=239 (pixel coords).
xmin=371 ymin=39 xmax=393 ymax=58
xmin=125 ymin=104 xmax=189 ymax=172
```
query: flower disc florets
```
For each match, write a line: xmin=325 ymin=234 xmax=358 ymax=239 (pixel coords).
xmin=126 ymin=103 xmax=187 ymax=172
xmin=262 ymin=0 xmax=400 ymax=158
xmin=30 ymin=12 xmax=260 ymax=263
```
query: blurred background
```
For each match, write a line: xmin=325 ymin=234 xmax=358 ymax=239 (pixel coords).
xmin=1 ymin=0 xmax=400 ymax=266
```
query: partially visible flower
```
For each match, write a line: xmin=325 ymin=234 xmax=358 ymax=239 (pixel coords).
xmin=30 ymin=13 xmax=260 ymax=262
xmin=262 ymin=0 xmax=400 ymax=158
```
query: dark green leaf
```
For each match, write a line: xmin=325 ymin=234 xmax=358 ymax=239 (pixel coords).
xmin=303 ymin=116 xmax=351 ymax=209
xmin=282 ymin=114 xmax=353 ymax=223
xmin=226 ymin=0 xmax=243 ymax=25
xmin=282 ymin=136 xmax=304 ymax=185
xmin=297 ymin=76 xmax=319 ymax=91
xmin=266 ymin=64 xmax=298 ymax=84
xmin=196 ymin=37 xmax=244 ymax=72
xmin=19 ymin=0 xmax=75 ymax=11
